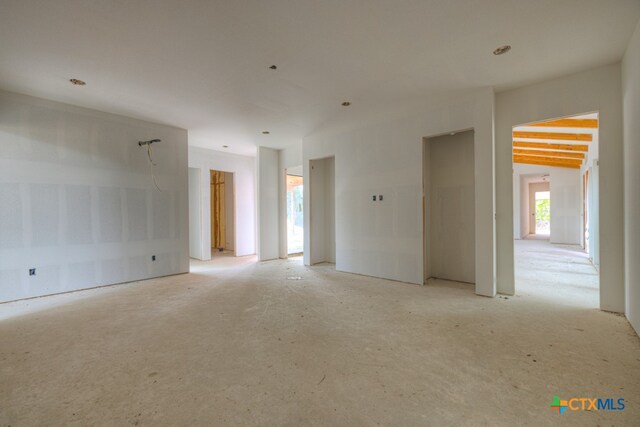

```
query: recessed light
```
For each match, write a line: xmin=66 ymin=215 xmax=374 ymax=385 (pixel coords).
xmin=262 ymin=131 xmax=270 ymax=135
xmin=341 ymin=101 xmax=351 ymax=107
xmin=269 ymin=65 xmax=277 ymax=70
xmin=69 ymin=78 xmax=86 ymax=86
xmin=222 ymin=145 xmax=228 ymax=148
xmin=493 ymin=45 xmax=511 ymax=55
xmin=450 ymin=132 xmax=456 ymax=136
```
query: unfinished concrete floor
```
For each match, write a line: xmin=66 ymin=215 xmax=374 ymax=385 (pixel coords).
xmin=1 ymin=242 xmax=639 ymax=426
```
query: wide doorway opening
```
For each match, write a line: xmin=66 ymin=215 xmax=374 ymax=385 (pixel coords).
xmin=512 ymin=113 xmax=600 ymax=307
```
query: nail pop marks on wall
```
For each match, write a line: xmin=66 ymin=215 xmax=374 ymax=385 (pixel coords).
xmin=138 ymin=139 xmax=163 ymax=192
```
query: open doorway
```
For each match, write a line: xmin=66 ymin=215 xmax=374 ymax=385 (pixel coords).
xmin=524 ymin=178 xmax=551 ymax=239
xmin=286 ymin=172 xmax=304 ymax=256
xmin=309 ymin=157 xmax=335 ymax=265
xmin=210 ymin=170 xmax=235 ymax=257
xmin=534 ymin=190 xmax=550 ymax=235
xmin=512 ymin=113 xmax=599 ymax=306
xmin=423 ymin=130 xmax=475 ymax=286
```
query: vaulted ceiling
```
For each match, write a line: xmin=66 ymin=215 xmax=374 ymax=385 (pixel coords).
xmin=0 ymin=1 xmax=638 ymax=156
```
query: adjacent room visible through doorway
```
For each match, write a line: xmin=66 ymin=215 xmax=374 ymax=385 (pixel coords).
xmin=524 ymin=178 xmax=551 ymax=239
xmin=512 ymin=113 xmax=600 ymax=306
xmin=534 ymin=190 xmax=550 ymax=235
xmin=286 ymin=171 xmax=304 ymax=256
xmin=210 ymin=170 xmax=235 ymax=257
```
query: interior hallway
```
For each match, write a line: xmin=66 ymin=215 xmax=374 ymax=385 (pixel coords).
xmin=515 ymin=239 xmax=599 ymax=308
xmin=1 ymin=252 xmax=638 ymax=426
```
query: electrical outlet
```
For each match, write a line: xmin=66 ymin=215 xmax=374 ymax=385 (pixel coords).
xmin=29 ymin=268 xmax=36 ymax=276
xmin=152 ymin=255 xmax=156 ymax=261
xmin=373 ymin=195 xmax=376 ymax=201
xmin=379 ymin=195 xmax=383 ymax=201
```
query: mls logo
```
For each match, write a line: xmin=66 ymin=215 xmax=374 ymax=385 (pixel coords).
xmin=549 ymin=396 xmax=569 ymax=414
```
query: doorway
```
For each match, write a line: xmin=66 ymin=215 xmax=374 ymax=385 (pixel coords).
xmin=511 ymin=113 xmax=599 ymax=305
xmin=309 ymin=157 xmax=335 ymax=265
xmin=534 ymin=190 xmax=550 ymax=235
xmin=210 ymin=170 xmax=235 ymax=256
xmin=423 ymin=130 xmax=475 ymax=285
xmin=526 ymin=180 xmax=550 ymax=238
xmin=286 ymin=173 xmax=304 ymax=255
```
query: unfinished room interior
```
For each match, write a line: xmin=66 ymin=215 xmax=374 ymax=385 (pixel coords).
xmin=1 ymin=0 xmax=639 ymax=425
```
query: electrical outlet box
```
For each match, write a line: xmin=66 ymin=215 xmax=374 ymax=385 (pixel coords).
xmin=373 ymin=195 xmax=376 ymax=201
xmin=29 ymin=268 xmax=36 ymax=276
xmin=152 ymin=255 xmax=156 ymax=261
xmin=379 ymin=195 xmax=383 ymax=201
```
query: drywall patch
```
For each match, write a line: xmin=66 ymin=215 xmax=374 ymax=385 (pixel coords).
xmin=30 ymin=183 xmax=59 ymax=247
xmin=67 ymin=261 xmax=96 ymax=289
xmin=65 ymin=185 xmax=93 ymax=244
xmin=98 ymin=187 xmax=123 ymax=243
xmin=128 ymin=255 xmax=149 ymax=281
xmin=101 ymin=258 xmax=126 ymax=284
xmin=0 ymin=183 xmax=23 ymax=249
xmin=152 ymin=190 xmax=171 ymax=239
xmin=0 ymin=269 xmax=23 ymax=301
xmin=126 ymin=188 xmax=148 ymax=241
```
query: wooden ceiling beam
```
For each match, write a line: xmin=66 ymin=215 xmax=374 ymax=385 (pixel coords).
xmin=513 ymin=141 xmax=589 ymax=152
xmin=512 ymin=148 xmax=585 ymax=159
xmin=513 ymin=155 xmax=582 ymax=169
xmin=513 ymin=131 xmax=592 ymax=142
xmin=528 ymin=118 xmax=598 ymax=128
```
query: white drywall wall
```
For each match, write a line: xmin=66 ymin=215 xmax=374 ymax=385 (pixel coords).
xmin=302 ymin=88 xmax=495 ymax=295
xmin=224 ymin=172 xmax=234 ymax=251
xmin=278 ymin=144 xmax=302 ymax=259
xmin=309 ymin=158 xmax=326 ymax=264
xmin=496 ymin=64 xmax=624 ymax=312
xmin=0 ymin=90 xmax=189 ymax=302
xmin=188 ymin=167 xmax=203 ymax=259
xmin=188 ymin=146 xmax=255 ymax=259
xmin=257 ymin=146 xmax=279 ymax=261
xmin=423 ymin=139 xmax=431 ymax=281
xmin=426 ymin=131 xmax=475 ymax=284
xmin=324 ymin=157 xmax=336 ymax=263
xmin=549 ymin=168 xmax=581 ymax=245
xmin=519 ymin=176 xmax=528 ymax=239
xmin=588 ymin=163 xmax=600 ymax=267
xmin=623 ymin=19 xmax=640 ymax=335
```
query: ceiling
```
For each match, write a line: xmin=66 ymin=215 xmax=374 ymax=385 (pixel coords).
xmin=513 ymin=113 xmax=598 ymax=169
xmin=1 ymin=1 xmax=638 ymax=156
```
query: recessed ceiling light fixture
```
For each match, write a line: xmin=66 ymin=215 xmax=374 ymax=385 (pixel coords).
xmin=493 ymin=45 xmax=511 ymax=55
xmin=262 ymin=131 xmax=270 ymax=135
xmin=269 ymin=65 xmax=277 ymax=70
xmin=341 ymin=101 xmax=351 ymax=107
xmin=69 ymin=78 xmax=86 ymax=86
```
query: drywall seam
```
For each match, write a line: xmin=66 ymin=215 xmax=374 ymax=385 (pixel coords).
xmin=0 ymin=90 xmax=189 ymax=302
